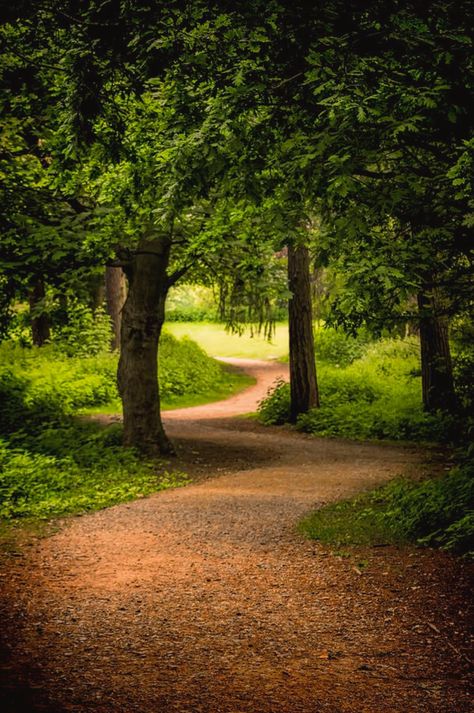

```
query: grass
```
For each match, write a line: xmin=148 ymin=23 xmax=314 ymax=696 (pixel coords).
xmin=164 ymin=321 xmax=289 ymax=359
xmin=298 ymin=460 xmax=474 ymax=556
xmin=298 ymin=491 xmax=400 ymax=548
xmin=0 ymin=331 xmax=255 ymax=525
xmin=83 ymin=363 xmax=255 ymax=416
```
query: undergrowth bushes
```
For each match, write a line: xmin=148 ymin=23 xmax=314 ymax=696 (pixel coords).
xmin=159 ymin=333 xmax=228 ymax=397
xmin=258 ymin=331 xmax=473 ymax=556
xmin=0 ymin=332 xmax=238 ymax=417
xmin=299 ymin=455 xmax=474 ymax=556
xmin=258 ymin=337 xmax=446 ymax=441
xmin=0 ymin=331 xmax=238 ymax=521
xmin=314 ymin=327 xmax=372 ymax=367
xmin=0 ymin=430 xmax=187 ymax=520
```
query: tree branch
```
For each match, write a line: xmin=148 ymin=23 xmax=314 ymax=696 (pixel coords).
xmin=166 ymin=264 xmax=192 ymax=288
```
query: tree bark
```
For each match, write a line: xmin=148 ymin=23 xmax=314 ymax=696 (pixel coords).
xmin=117 ymin=236 xmax=174 ymax=455
xmin=87 ymin=271 xmax=106 ymax=311
xmin=417 ymin=289 xmax=456 ymax=412
xmin=29 ymin=277 xmax=50 ymax=346
xmin=288 ymin=243 xmax=320 ymax=422
xmin=105 ymin=266 xmax=127 ymax=351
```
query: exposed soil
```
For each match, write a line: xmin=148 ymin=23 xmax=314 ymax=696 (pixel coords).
xmin=0 ymin=359 xmax=472 ymax=712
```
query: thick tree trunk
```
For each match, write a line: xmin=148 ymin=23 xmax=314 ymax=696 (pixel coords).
xmin=105 ymin=266 xmax=127 ymax=351
xmin=417 ymin=290 xmax=456 ymax=412
xmin=117 ymin=237 xmax=174 ymax=455
xmin=288 ymin=243 xmax=319 ymax=422
xmin=29 ymin=277 xmax=50 ymax=346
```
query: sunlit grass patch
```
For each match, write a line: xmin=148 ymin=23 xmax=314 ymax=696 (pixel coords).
xmin=164 ymin=321 xmax=289 ymax=359
xmin=299 ymin=463 xmax=474 ymax=556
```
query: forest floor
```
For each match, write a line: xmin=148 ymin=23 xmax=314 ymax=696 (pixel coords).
xmin=0 ymin=359 xmax=472 ymax=712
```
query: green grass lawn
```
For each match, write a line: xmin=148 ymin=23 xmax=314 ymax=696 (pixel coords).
xmin=164 ymin=321 xmax=289 ymax=359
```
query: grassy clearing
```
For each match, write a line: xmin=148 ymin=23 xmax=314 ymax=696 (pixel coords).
xmin=165 ymin=321 xmax=289 ymax=359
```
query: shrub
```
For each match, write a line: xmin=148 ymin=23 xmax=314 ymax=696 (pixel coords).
xmin=0 ymin=370 xmax=63 ymax=434
xmin=166 ymin=306 xmax=219 ymax=322
xmin=453 ymin=349 xmax=474 ymax=412
xmin=159 ymin=332 xmax=230 ymax=397
xmin=314 ymin=327 xmax=371 ymax=367
xmin=299 ymin=456 xmax=474 ymax=556
xmin=257 ymin=338 xmax=454 ymax=442
xmin=55 ymin=301 xmax=112 ymax=356
xmin=258 ymin=379 xmax=291 ymax=425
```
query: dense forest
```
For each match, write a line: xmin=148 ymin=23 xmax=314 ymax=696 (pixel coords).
xmin=1 ymin=0 xmax=472 ymax=548
xmin=0 ymin=2 xmax=473 ymax=711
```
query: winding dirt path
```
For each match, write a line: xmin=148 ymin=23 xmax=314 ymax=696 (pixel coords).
xmin=0 ymin=360 xmax=472 ymax=712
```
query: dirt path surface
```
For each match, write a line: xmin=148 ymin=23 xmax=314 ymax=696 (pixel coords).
xmin=0 ymin=360 xmax=472 ymax=712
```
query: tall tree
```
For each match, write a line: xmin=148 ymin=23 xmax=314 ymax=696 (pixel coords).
xmin=288 ymin=243 xmax=319 ymax=421
xmin=118 ymin=234 xmax=174 ymax=455
xmin=417 ymin=288 xmax=456 ymax=412
xmin=4 ymin=0 xmax=472 ymax=453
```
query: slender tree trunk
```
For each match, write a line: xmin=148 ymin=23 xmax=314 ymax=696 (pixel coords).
xmin=417 ymin=289 xmax=456 ymax=412
xmin=118 ymin=237 xmax=174 ymax=455
xmin=29 ymin=277 xmax=50 ymax=346
xmin=288 ymin=243 xmax=319 ymax=422
xmin=88 ymin=271 xmax=106 ymax=311
xmin=405 ymin=294 xmax=420 ymax=337
xmin=105 ymin=266 xmax=127 ymax=351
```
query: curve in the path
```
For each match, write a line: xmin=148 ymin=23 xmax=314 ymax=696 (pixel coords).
xmin=0 ymin=360 xmax=471 ymax=713
xmin=163 ymin=357 xmax=288 ymax=420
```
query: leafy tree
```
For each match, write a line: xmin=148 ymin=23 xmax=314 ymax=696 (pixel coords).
xmin=0 ymin=14 xmax=104 ymax=344
xmin=307 ymin=2 xmax=474 ymax=411
xmin=3 ymin=0 xmax=472 ymax=454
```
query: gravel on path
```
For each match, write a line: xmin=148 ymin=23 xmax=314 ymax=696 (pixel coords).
xmin=0 ymin=360 xmax=472 ymax=712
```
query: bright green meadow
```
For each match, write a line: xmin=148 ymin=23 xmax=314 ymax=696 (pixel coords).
xmin=165 ymin=321 xmax=289 ymax=359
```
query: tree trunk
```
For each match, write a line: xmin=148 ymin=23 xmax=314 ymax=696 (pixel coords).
xmin=105 ymin=266 xmax=127 ymax=351
xmin=288 ymin=243 xmax=320 ymax=422
xmin=29 ymin=277 xmax=50 ymax=346
xmin=417 ymin=289 xmax=456 ymax=412
xmin=117 ymin=237 xmax=174 ymax=455
xmin=88 ymin=271 xmax=106 ymax=311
